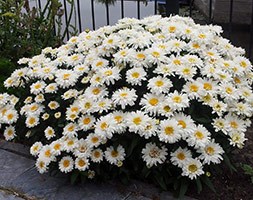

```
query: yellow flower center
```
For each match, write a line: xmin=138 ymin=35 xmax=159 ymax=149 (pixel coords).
xmin=203 ymin=83 xmax=212 ymax=90
xmin=63 ymin=160 xmax=70 ymax=168
xmin=230 ymin=121 xmax=238 ymax=129
xmin=114 ymin=115 xmax=123 ymax=123
xmin=190 ymin=84 xmax=199 ymax=92
xmin=100 ymin=122 xmax=108 ymax=130
xmin=195 ymin=131 xmax=204 ymax=139
xmin=155 ymin=80 xmax=164 ymax=87
xmin=94 ymin=151 xmax=101 ymax=158
xmin=91 ymin=137 xmax=99 ymax=143
xmin=111 ymin=150 xmax=118 ymax=157
xmin=133 ymin=117 xmax=142 ymax=125
xmin=188 ymin=164 xmax=198 ymax=173
xmin=225 ymin=87 xmax=233 ymax=94
xmin=120 ymin=92 xmax=128 ymax=97
xmin=192 ymin=43 xmax=200 ymax=49
xmin=7 ymin=130 xmax=13 ymax=136
xmin=240 ymin=61 xmax=247 ymax=68
xmin=168 ymin=26 xmax=176 ymax=33
xmin=92 ymin=88 xmax=100 ymax=95
xmin=71 ymin=107 xmax=79 ymax=112
xmin=78 ymin=159 xmax=86 ymax=167
xmin=45 ymin=149 xmax=51 ymax=157
xmin=7 ymin=113 xmax=14 ymax=120
xmin=54 ymin=143 xmax=61 ymax=150
xmin=131 ymin=72 xmax=140 ymax=78
xmin=178 ymin=120 xmax=186 ymax=129
xmin=29 ymin=117 xmax=36 ymax=124
xmin=67 ymin=125 xmax=75 ymax=132
xmin=198 ymin=34 xmax=206 ymax=39
xmin=172 ymin=96 xmax=182 ymax=103
xmin=165 ymin=126 xmax=174 ymax=135
xmin=63 ymin=73 xmax=71 ymax=80
xmin=177 ymin=152 xmax=185 ymax=160
xmin=173 ymin=59 xmax=181 ymax=65
xmin=84 ymin=102 xmax=91 ymax=109
xmin=136 ymin=53 xmax=146 ymax=60
xmin=83 ymin=118 xmax=91 ymax=125
xmin=96 ymin=61 xmax=104 ymax=67
xmin=163 ymin=106 xmax=171 ymax=112
xmin=152 ymin=51 xmax=160 ymax=58
xmin=149 ymin=98 xmax=159 ymax=106
xmin=205 ymin=146 xmax=215 ymax=155
xmin=34 ymin=84 xmax=41 ymax=89
xmin=105 ymin=70 xmax=113 ymax=76
xmin=107 ymin=39 xmax=113 ymax=44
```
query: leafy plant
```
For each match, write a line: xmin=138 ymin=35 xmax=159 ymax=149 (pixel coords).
xmin=242 ymin=164 xmax=253 ymax=183
xmin=0 ymin=0 xmax=77 ymax=63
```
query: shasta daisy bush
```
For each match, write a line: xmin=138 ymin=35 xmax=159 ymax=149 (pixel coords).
xmin=1 ymin=15 xmax=253 ymax=195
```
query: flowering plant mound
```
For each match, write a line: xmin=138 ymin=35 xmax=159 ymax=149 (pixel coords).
xmin=1 ymin=15 xmax=253 ymax=194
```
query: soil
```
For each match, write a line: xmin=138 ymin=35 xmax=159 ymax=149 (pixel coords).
xmin=188 ymin=124 xmax=253 ymax=200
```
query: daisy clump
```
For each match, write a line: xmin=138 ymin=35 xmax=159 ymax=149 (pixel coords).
xmin=0 ymin=15 xmax=253 ymax=195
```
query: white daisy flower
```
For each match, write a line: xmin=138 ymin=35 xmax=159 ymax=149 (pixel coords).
xmin=85 ymin=133 xmax=102 ymax=148
xmin=186 ymin=125 xmax=211 ymax=148
xmin=25 ymin=116 xmax=39 ymax=128
xmin=36 ymin=159 xmax=48 ymax=174
xmin=126 ymin=111 xmax=150 ymax=133
xmin=112 ymin=88 xmax=137 ymax=109
xmin=181 ymin=158 xmax=204 ymax=180
xmin=167 ymin=91 xmax=189 ymax=111
xmin=95 ymin=114 xmax=116 ymax=139
xmin=78 ymin=115 xmax=95 ymax=131
xmin=30 ymin=81 xmax=46 ymax=95
xmin=198 ymin=140 xmax=224 ymax=164
xmin=44 ymin=126 xmax=56 ymax=140
xmin=75 ymin=157 xmax=90 ymax=171
xmin=3 ymin=126 xmax=16 ymax=141
xmin=158 ymin=118 xmax=182 ymax=144
xmin=104 ymin=145 xmax=126 ymax=166
xmin=142 ymin=142 xmax=168 ymax=167
xmin=147 ymin=76 xmax=172 ymax=94
xmin=170 ymin=147 xmax=192 ymax=168
xmin=229 ymin=131 xmax=247 ymax=149
xmin=140 ymin=93 xmax=164 ymax=115
xmin=30 ymin=142 xmax=43 ymax=157
xmin=59 ymin=156 xmax=74 ymax=173
xmin=91 ymin=149 xmax=104 ymax=163
xmin=55 ymin=69 xmax=79 ymax=88
xmin=126 ymin=67 xmax=147 ymax=86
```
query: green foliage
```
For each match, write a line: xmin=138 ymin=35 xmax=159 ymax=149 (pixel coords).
xmin=0 ymin=57 xmax=16 ymax=92
xmin=0 ymin=0 xmax=77 ymax=63
xmin=241 ymin=164 xmax=253 ymax=184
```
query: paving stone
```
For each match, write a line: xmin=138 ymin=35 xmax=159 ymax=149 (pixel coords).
xmin=123 ymin=180 xmax=161 ymax=199
xmin=0 ymin=190 xmax=24 ymax=200
xmin=53 ymin=182 xmax=126 ymax=200
xmin=10 ymin=168 xmax=68 ymax=200
xmin=0 ymin=140 xmax=31 ymax=158
xmin=0 ymin=150 xmax=34 ymax=187
xmin=160 ymin=192 xmax=196 ymax=200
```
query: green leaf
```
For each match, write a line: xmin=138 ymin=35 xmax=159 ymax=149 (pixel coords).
xmin=71 ymin=171 xmax=79 ymax=185
xmin=154 ymin=173 xmax=167 ymax=191
xmin=223 ymin=154 xmax=237 ymax=173
xmin=178 ymin=179 xmax=189 ymax=199
xmin=201 ymin=176 xmax=216 ymax=193
xmin=126 ymin=136 xmax=139 ymax=157
xmin=195 ymin=178 xmax=202 ymax=194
